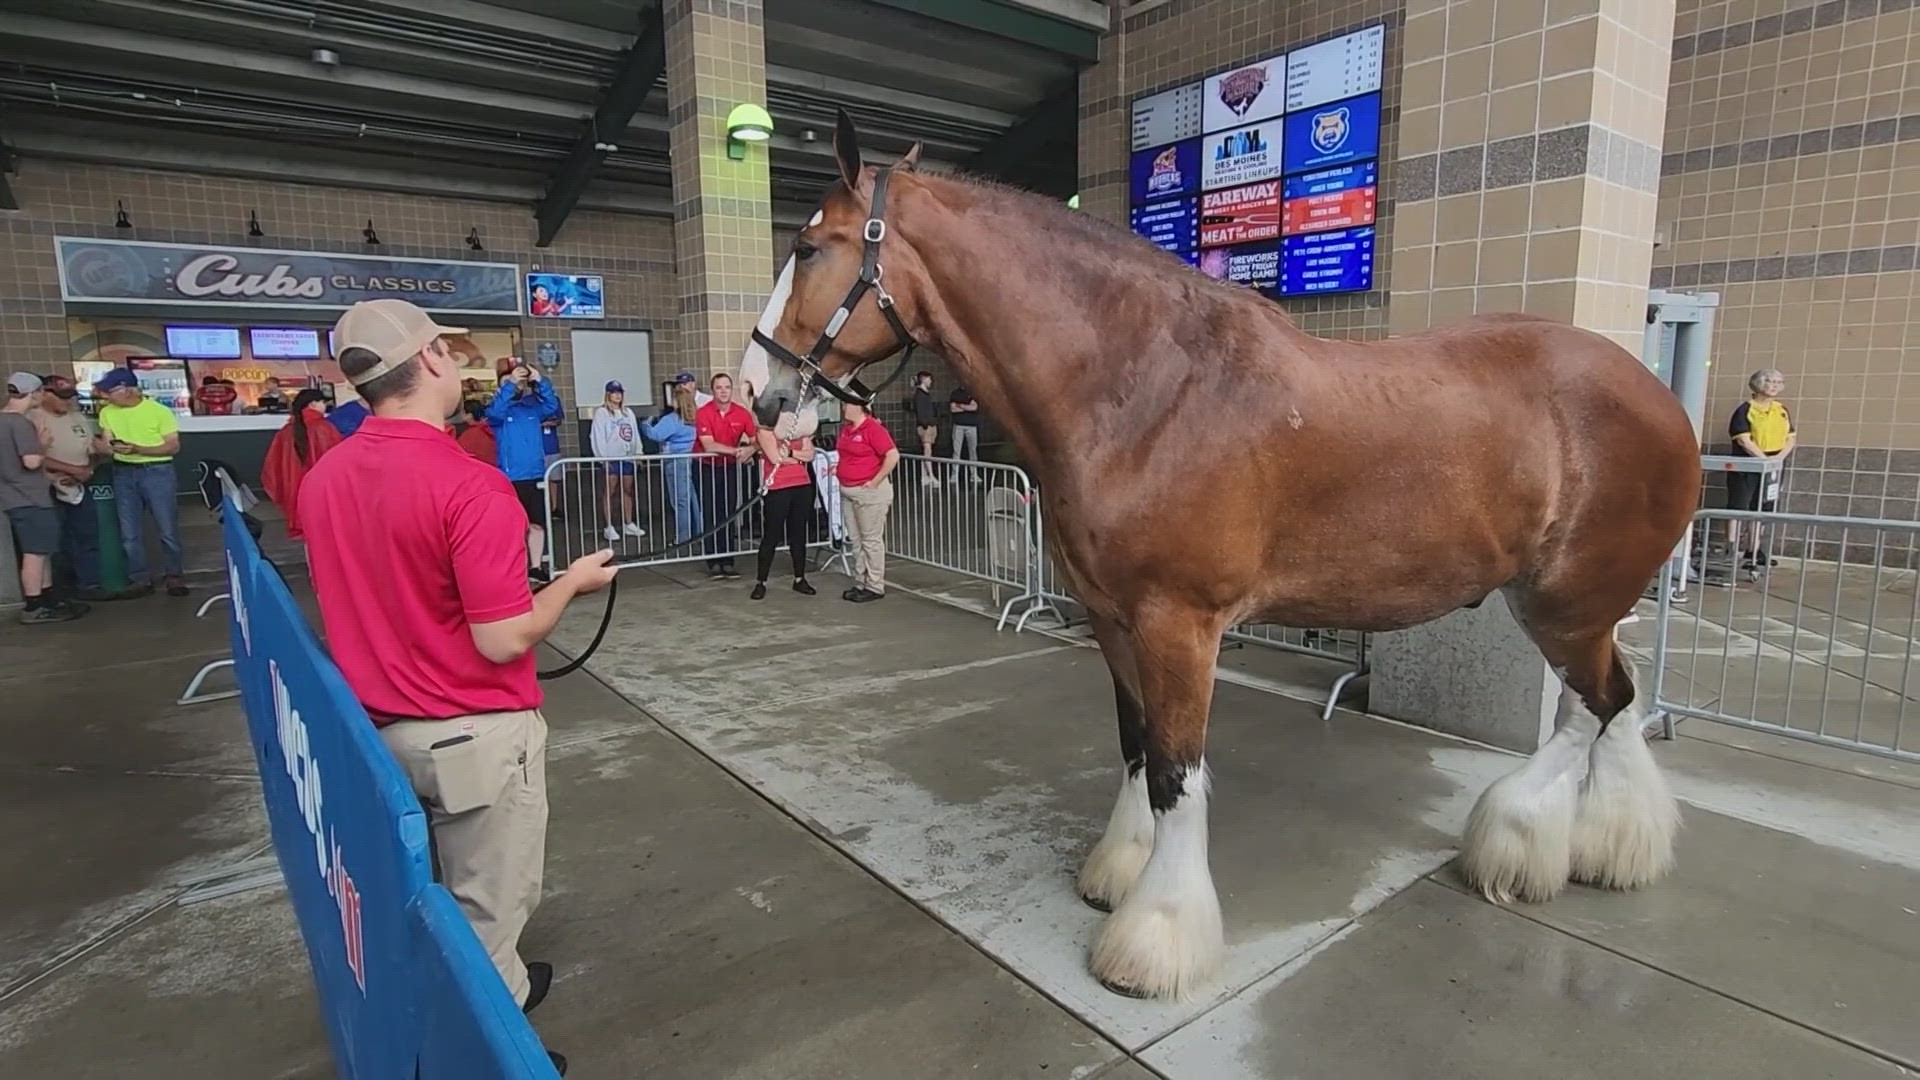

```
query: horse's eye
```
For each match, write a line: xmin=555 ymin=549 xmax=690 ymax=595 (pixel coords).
xmin=794 ymin=241 xmax=819 ymax=262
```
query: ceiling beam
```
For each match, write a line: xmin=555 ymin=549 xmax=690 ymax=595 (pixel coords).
xmin=966 ymin=80 xmax=1077 ymax=196
xmin=862 ymin=0 xmax=1103 ymax=60
xmin=535 ymin=7 xmax=666 ymax=247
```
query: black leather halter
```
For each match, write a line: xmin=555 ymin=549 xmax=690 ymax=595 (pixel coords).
xmin=749 ymin=166 xmax=919 ymax=409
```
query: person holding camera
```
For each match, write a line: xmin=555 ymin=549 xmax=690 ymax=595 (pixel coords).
xmin=303 ymin=301 xmax=615 ymax=1075
xmin=486 ymin=357 xmax=564 ymax=578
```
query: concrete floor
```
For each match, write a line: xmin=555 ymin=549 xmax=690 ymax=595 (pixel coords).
xmin=2 ymin=514 xmax=1917 ymax=1078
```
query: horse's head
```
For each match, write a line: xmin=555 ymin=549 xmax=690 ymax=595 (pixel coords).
xmin=741 ymin=110 xmax=925 ymax=432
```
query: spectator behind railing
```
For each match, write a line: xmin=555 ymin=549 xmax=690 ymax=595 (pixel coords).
xmin=588 ymin=381 xmax=645 ymax=544
xmin=693 ymin=373 xmax=757 ymax=580
xmin=641 ymin=383 xmax=703 ymax=548
xmin=749 ymin=422 xmax=818 ymax=601
xmin=487 ymin=359 xmax=563 ymax=579
xmin=456 ymin=402 xmax=498 ymax=465
xmin=259 ymin=388 xmax=343 ymax=540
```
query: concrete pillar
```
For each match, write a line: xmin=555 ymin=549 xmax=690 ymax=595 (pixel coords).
xmin=1370 ymin=0 xmax=1676 ymax=751
xmin=664 ymin=0 xmax=775 ymax=385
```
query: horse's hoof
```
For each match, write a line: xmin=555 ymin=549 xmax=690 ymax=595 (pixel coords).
xmin=1095 ymin=975 xmax=1153 ymax=999
xmin=1080 ymin=893 xmax=1113 ymax=913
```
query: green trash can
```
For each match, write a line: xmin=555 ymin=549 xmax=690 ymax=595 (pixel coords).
xmin=91 ymin=465 xmax=129 ymax=593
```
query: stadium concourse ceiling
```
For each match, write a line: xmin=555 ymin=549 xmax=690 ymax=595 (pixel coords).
xmin=0 ymin=0 xmax=1103 ymax=241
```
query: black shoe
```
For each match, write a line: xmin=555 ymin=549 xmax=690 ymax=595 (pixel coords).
xmin=76 ymin=587 xmax=119 ymax=602
xmin=522 ymin=961 xmax=553 ymax=1015
xmin=750 ymin=582 xmax=767 ymax=600
xmin=548 ymin=1050 xmax=568 ymax=1076
xmin=851 ymin=589 xmax=883 ymax=603
xmin=793 ymin=578 xmax=816 ymax=596
xmin=163 ymin=575 xmax=190 ymax=597
xmin=123 ymin=582 xmax=155 ymax=599
xmin=721 ymin=565 xmax=742 ymax=579
xmin=842 ymin=587 xmax=866 ymax=602
xmin=705 ymin=564 xmax=724 ymax=579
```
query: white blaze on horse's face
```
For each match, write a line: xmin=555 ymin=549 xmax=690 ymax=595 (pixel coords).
xmin=736 ymin=254 xmax=794 ymax=415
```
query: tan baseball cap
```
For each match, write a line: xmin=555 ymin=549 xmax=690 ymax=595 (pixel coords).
xmin=332 ymin=300 xmax=466 ymax=386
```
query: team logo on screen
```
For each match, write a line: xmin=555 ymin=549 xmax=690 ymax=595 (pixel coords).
xmin=1217 ymin=64 xmax=1271 ymax=118
xmin=1147 ymin=145 xmax=1186 ymax=194
xmin=1311 ymin=107 xmax=1352 ymax=153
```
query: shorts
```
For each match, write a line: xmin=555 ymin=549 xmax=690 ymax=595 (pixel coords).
xmin=605 ymin=461 xmax=635 ymax=477
xmin=544 ymin=452 xmax=561 ymax=472
xmin=6 ymin=504 xmax=59 ymax=555
xmin=1725 ymin=469 xmax=1776 ymax=512
xmin=512 ymin=480 xmax=546 ymax=523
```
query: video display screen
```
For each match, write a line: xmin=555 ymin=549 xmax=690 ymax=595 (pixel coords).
xmin=164 ymin=325 xmax=243 ymax=359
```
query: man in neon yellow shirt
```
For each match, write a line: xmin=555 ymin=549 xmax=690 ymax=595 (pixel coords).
xmin=93 ymin=369 xmax=188 ymax=596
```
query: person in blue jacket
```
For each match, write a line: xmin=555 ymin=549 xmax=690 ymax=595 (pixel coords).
xmin=487 ymin=360 xmax=563 ymax=575
xmin=640 ymin=381 xmax=703 ymax=548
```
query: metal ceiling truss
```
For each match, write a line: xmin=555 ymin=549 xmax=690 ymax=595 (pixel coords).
xmin=533 ymin=4 xmax=667 ymax=247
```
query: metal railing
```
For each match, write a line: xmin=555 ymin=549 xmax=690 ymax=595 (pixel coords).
xmin=1648 ymin=507 xmax=1919 ymax=762
xmin=542 ymin=453 xmax=833 ymax=573
xmin=887 ymin=453 xmax=1066 ymax=630
xmin=1222 ymin=624 xmax=1370 ymax=721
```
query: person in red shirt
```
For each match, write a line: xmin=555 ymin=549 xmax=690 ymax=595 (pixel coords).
xmin=834 ymin=399 xmax=899 ymax=602
xmin=456 ymin=401 xmax=499 ymax=465
xmin=258 ymin=388 xmax=342 ymax=539
xmin=194 ymin=375 xmax=237 ymax=416
xmin=300 ymin=300 xmax=613 ymax=1066
xmin=748 ymin=421 xmax=818 ymax=600
xmin=693 ymin=372 xmax=757 ymax=580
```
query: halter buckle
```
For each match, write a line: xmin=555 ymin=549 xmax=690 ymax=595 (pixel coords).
xmin=864 ymin=218 xmax=886 ymax=243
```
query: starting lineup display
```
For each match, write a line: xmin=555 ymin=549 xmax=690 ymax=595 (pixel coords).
xmin=1128 ymin=24 xmax=1384 ymax=298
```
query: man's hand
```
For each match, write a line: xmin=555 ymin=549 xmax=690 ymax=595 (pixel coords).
xmin=565 ymin=549 xmax=618 ymax=594
xmin=733 ymin=445 xmax=755 ymax=463
xmin=528 ymin=365 xmax=545 ymax=384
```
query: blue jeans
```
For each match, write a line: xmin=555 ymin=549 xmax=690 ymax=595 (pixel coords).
xmin=55 ymin=487 xmax=102 ymax=591
xmin=114 ymin=464 xmax=183 ymax=584
xmin=665 ymin=457 xmax=702 ymax=546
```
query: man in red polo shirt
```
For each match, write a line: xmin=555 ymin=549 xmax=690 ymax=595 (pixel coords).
xmin=301 ymin=299 xmax=613 ymax=1069
xmin=693 ymin=372 xmax=757 ymax=580
xmin=834 ymin=399 xmax=899 ymax=602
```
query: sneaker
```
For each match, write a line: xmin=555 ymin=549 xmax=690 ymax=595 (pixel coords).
xmin=122 ymin=582 xmax=155 ymax=599
xmin=548 ymin=1051 xmax=569 ymax=1076
xmin=76 ymin=587 xmax=120 ymax=602
xmin=705 ymin=565 xmax=725 ymax=580
xmin=750 ymin=582 xmax=768 ymax=600
xmin=969 ymin=473 xmax=983 ymax=485
xmin=851 ymin=589 xmax=883 ymax=603
xmin=921 ymin=475 xmax=941 ymax=488
xmin=603 ymin=525 xmax=621 ymax=543
xmin=721 ymin=565 xmax=742 ymax=579
xmin=18 ymin=604 xmax=79 ymax=625
xmin=622 ymin=522 xmax=646 ymax=538
xmin=164 ymin=576 xmax=189 ymax=597
xmin=793 ymin=578 xmax=816 ymax=596
xmin=529 ymin=566 xmax=552 ymax=584
xmin=842 ymin=587 xmax=867 ymax=602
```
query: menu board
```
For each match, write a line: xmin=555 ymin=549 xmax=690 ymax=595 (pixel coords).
xmin=1129 ymin=25 xmax=1384 ymax=299
xmin=164 ymin=325 xmax=242 ymax=359
xmin=1130 ymin=84 xmax=1205 ymax=151
xmin=249 ymin=327 xmax=321 ymax=359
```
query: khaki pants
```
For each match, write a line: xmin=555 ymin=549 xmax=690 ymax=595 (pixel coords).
xmin=842 ymin=478 xmax=892 ymax=594
xmin=380 ymin=709 xmax=549 ymax=1004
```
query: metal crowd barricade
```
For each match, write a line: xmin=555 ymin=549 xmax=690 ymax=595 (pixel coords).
xmin=542 ymin=452 xmax=834 ymax=574
xmin=1649 ymin=507 xmax=1918 ymax=763
xmin=1221 ymin=624 xmax=1370 ymax=721
xmin=889 ymin=453 xmax=1064 ymax=630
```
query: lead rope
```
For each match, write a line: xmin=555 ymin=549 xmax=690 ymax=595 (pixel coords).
xmin=535 ymin=467 xmax=776 ymax=680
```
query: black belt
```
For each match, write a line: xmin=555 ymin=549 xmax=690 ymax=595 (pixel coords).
xmin=116 ymin=460 xmax=174 ymax=468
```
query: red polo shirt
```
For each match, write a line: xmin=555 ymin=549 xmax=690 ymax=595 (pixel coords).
xmin=694 ymin=400 xmax=757 ymax=462
xmin=300 ymin=416 xmax=539 ymax=723
xmin=835 ymin=416 xmax=897 ymax=487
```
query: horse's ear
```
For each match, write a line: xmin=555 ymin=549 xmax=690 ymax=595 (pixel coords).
xmin=896 ymin=142 xmax=923 ymax=172
xmin=834 ymin=108 xmax=864 ymax=191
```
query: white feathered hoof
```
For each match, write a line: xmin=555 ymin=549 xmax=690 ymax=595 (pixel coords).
xmin=1570 ymin=718 xmax=1680 ymax=890
xmin=1459 ymin=766 xmax=1578 ymax=905
xmin=1078 ymin=834 xmax=1152 ymax=913
xmin=1088 ymin=884 xmax=1224 ymax=1001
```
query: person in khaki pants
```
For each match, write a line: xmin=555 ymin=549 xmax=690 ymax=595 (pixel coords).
xmin=834 ymin=399 xmax=900 ymax=602
xmin=299 ymin=299 xmax=616 ymax=1077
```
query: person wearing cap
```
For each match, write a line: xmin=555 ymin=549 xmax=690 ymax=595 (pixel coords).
xmin=640 ymin=381 xmax=703 ymax=549
xmin=588 ymin=380 xmax=645 ymax=544
xmin=486 ymin=357 xmax=564 ymax=577
xmin=3 ymin=374 xmax=85 ymax=623
xmin=92 ymin=367 xmax=189 ymax=597
xmin=675 ymin=370 xmax=714 ymax=410
xmin=27 ymin=374 xmax=114 ymax=602
xmin=302 ymin=301 xmax=615 ymax=1062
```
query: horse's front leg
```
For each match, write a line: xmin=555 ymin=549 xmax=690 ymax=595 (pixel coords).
xmin=1078 ymin=614 xmax=1152 ymax=912
xmin=1088 ymin=603 xmax=1226 ymax=1001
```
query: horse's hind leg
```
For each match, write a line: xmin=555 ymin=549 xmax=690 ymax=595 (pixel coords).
xmin=1461 ymin=622 xmax=1675 ymax=903
xmin=1078 ymin=614 xmax=1154 ymax=912
xmin=1088 ymin=602 xmax=1226 ymax=1001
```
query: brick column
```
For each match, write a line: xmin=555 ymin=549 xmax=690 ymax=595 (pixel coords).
xmin=1372 ymin=0 xmax=1677 ymax=751
xmin=1388 ymin=0 xmax=1673 ymax=357
xmin=664 ymin=0 xmax=774 ymax=383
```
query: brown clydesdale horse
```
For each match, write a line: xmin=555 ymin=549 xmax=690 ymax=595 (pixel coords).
xmin=740 ymin=114 xmax=1699 ymax=1001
